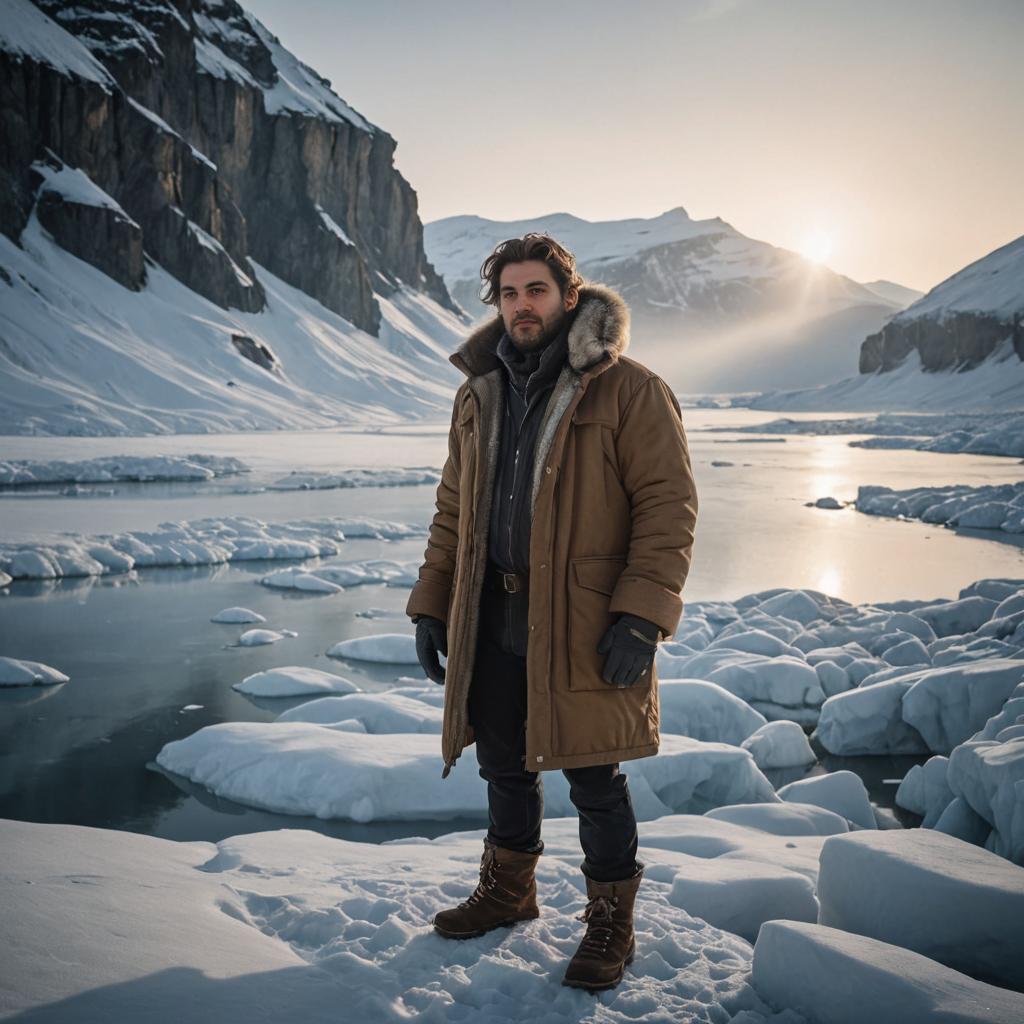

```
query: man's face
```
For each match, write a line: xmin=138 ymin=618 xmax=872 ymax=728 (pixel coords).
xmin=498 ymin=260 xmax=578 ymax=351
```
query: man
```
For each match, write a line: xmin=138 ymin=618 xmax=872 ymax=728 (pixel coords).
xmin=406 ymin=233 xmax=698 ymax=991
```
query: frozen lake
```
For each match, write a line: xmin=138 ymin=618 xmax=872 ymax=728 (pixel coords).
xmin=1 ymin=408 xmax=1021 ymax=842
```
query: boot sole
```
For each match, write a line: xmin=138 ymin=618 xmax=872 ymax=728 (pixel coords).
xmin=433 ymin=910 xmax=539 ymax=940
xmin=561 ymin=941 xmax=636 ymax=991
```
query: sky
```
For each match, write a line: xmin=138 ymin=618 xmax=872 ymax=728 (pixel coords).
xmin=245 ymin=0 xmax=1024 ymax=293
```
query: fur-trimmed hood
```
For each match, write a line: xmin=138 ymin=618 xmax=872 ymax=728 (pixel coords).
xmin=450 ymin=282 xmax=630 ymax=379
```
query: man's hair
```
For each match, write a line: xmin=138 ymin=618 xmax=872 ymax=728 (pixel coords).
xmin=479 ymin=233 xmax=585 ymax=307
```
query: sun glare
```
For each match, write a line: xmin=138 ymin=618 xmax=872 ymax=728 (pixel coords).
xmin=799 ymin=231 xmax=834 ymax=264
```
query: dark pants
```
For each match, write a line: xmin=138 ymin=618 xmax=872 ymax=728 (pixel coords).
xmin=467 ymin=569 xmax=640 ymax=883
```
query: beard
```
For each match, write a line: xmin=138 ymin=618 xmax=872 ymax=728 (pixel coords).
xmin=508 ymin=307 xmax=568 ymax=352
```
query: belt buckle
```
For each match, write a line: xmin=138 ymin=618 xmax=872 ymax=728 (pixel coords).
xmin=501 ymin=572 xmax=520 ymax=594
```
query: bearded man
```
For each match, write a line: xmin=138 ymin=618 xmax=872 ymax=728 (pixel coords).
xmin=407 ymin=233 xmax=698 ymax=990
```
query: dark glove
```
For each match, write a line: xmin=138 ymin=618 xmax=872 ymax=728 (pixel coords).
xmin=597 ymin=613 xmax=660 ymax=688
xmin=414 ymin=614 xmax=447 ymax=685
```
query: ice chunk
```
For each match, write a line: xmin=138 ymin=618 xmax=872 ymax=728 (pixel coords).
xmin=777 ymin=770 xmax=876 ymax=829
xmin=658 ymin=678 xmax=767 ymax=744
xmin=752 ymin=920 xmax=1024 ymax=1024
xmin=327 ymin=633 xmax=419 ymax=664
xmin=233 ymin=667 xmax=360 ymax=698
xmin=817 ymin=829 xmax=1024 ymax=990
xmin=741 ymin=721 xmax=816 ymax=769
xmin=0 ymin=657 xmax=69 ymax=687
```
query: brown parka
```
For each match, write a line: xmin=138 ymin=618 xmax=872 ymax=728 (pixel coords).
xmin=406 ymin=283 xmax=698 ymax=777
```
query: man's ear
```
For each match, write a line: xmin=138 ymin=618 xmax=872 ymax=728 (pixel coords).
xmin=564 ymin=285 xmax=579 ymax=312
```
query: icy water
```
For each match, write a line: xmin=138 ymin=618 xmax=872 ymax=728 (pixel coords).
xmin=1 ymin=408 xmax=1021 ymax=842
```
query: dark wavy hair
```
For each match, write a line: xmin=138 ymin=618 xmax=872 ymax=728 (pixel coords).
xmin=479 ymin=233 xmax=584 ymax=308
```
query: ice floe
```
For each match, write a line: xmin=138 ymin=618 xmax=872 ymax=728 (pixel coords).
xmin=0 ymin=515 xmax=425 ymax=579
xmin=0 ymin=656 xmax=69 ymax=687
xmin=232 ymin=667 xmax=360 ymax=697
xmin=857 ymin=481 xmax=1024 ymax=535
xmin=0 ymin=454 xmax=248 ymax=486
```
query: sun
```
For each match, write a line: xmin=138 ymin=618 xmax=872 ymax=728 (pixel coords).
xmin=799 ymin=230 xmax=834 ymax=265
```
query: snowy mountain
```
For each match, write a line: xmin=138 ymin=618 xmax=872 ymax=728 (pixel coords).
xmin=426 ymin=209 xmax=920 ymax=394
xmin=0 ymin=0 xmax=464 ymax=435
xmin=860 ymin=233 xmax=1024 ymax=373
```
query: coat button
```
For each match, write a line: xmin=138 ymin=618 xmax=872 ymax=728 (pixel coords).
xmin=545 ymin=466 xmax=551 ymax=474
xmin=529 ymin=625 xmax=535 ymax=631
xmin=539 ymin=563 xmax=547 ymax=569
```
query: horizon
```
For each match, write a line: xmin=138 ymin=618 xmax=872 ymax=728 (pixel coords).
xmin=244 ymin=0 xmax=1024 ymax=294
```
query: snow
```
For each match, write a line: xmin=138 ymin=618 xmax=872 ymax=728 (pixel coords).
xmin=752 ymin=920 xmax=1024 ymax=1024
xmin=236 ymin=628 xmax=285 ymax=646
xmin=741 ymin=344 xmax=1024 ymax=413
xmin=900 ymin=659 xmax=1024 ymax=753
xmin=314 ymin=203 xmax=353 ymax=246
xmin=0 ymin=515 xmax=424 ymax=579
xmin=0 ymin=0 xmax=114 ymax=89
xmin=714 ymin=410 xmax=1024 ymax=457
xmin=857 ymin=481 xmax=1024 ymax=535
xmin=816 ymin=829 xmax=1024 ymax=991
xmin=278 ymin=692 xmax=442 ymax=733
xmin=426 ymin=208 xmax=730 ymax=284
xmin=741 ymin=721 xmax=817 ymax=769
xmin=657 ymin=678 xmax=768 ymax=744
xmin=667 ymin=857 xmax=818 ymax=942
xmin=0 ymin=656 xmax=68 ymax=687
xmin=814 ymin=670 xmax=934 ymax=756
xmin=326 ymin=633 xmax=420 ymax=664
xmin=1 ymin=815 xmax=819 ymax=1023
xmin=948 ymin=736 xmax=1024 ymax=864
xmin=266 ymin=467 xmax=441 ymax=490
xmin=233 ymin=667 xmax=360 ymax=698
xmin=776 ymin=771 xmax=877 ymax=830
xmin=155 ymin=728 xmax=777 ymax=824
xmin=31 ymin=159 xmax=136 ymax=222
xmin=657 ymin=647 xmax=825 ymax=725
xmin=211 ymin=606 xmax=265 ymax=624
xmin=0 ymin=216 xmax=463 ymax=436
xmin=0 ymin=453 xmax=247 ymax=486
xmin=705 ymin=802 xmax=850 ymax=837
xmin=892 ymin=232 xmax=1024 ymax=323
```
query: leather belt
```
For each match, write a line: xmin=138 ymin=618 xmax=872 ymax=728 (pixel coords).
xmin=486 ymin=564 xmax=526 ymax=594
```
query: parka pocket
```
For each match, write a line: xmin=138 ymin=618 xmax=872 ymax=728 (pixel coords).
xmin=567 ymin=554 xmax=628 ymax=691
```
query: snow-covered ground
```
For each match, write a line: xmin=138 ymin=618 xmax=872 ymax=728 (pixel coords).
xmin=708 ymin=411 xmax=1024 ymax=458
xmin=735 ymin=344 xmax=1024 ymax=413
xmin=3 ymin=810 xmax=1023 ymax=1022
xmin=856 ymin=481 xmax=1024 ymax=536
xmin=0 ymin=213 xmax=464 ymax=436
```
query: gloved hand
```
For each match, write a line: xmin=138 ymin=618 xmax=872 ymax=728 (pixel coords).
xmin=413 ymin=614 xmax=448 ymax=685
xmin=597 ymin=613 xmax=661 ymax=688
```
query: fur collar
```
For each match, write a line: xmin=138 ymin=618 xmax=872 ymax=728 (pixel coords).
xmin=449 ymin=282 xmax=630 ymax=379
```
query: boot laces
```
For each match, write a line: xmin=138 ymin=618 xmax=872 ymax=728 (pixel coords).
xmin=577 ymin=894 xmax=618 ymax=953
xmin=462 ymin=846 xmax=499 ymax=908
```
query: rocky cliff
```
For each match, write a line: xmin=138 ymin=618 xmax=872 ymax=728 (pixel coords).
xmin=859 ymin=234 xmax=1024 ymax=374
xmin=1 ymin=0 xmax=454 ymax=332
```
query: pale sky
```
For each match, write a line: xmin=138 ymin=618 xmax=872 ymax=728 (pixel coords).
xmin=245 ymin=0 xmax=1023 ymax=292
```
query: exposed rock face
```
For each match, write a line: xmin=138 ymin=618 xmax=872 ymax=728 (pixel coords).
xmin=859 ymin=234 xmax=1024 ymax=374
xmin=861 ymin=312 xmax=1023 ymax=372
xmin=230 ymin=333 xmax=278 ymax=372
xmin=33 ymin=168 xmax=146 ymax=291
xmin=1 ymin=0 xmax=453 ymax=329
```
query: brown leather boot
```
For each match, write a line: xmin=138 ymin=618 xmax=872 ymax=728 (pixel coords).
xmin=433 ymin=840 xmax=541 ymax=939
xmin=562 ymin=866 xmax=643 ymax=990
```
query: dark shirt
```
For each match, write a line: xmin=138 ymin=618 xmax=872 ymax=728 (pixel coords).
xmin=487 ymin=311 xmax=575 ymax=575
